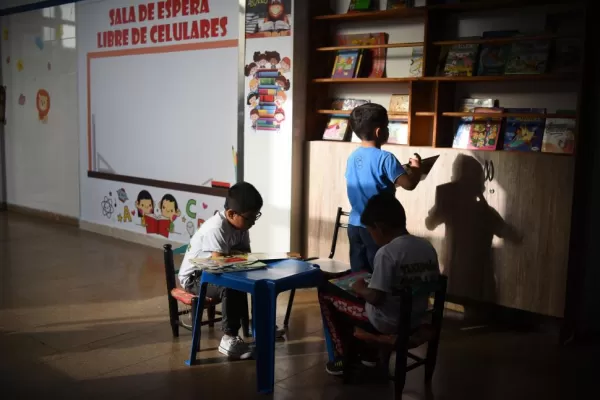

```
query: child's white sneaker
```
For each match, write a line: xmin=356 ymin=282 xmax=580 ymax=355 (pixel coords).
xmin=218 ymin=335 xmax=253 ymax=360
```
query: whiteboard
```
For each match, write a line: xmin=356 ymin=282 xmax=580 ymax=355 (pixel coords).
xmin=89 ymin=47 xmax=238 ymax=186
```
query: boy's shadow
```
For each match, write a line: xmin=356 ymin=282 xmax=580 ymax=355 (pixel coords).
xmin=425 ymin=154 xmax=522 ymax=304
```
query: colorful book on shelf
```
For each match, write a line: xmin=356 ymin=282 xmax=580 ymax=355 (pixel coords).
xmin=467 ymin=107 xmax=504 ymax=151
xmin=542 ymin=115 xmax=576 ymax=154
xmin=347 ymin=0 xmax=374 ymax=12
xmin=389 ymin=94 xmax=410 ymax=113
xmin=452 ymin=98 xmax=495 ymax=149
xmin=388 ymin=120 xmax=409 ymax=145
xmin=331 ymin=98 xmax=370 ymax=110
xmin=443 ymin=39 xmax=480 ymax=76
xmin=502 ymin=108 xmax=546 ymax=152
xmin=331 ymin=49 xmax=363 ymax=79
xmin=505 ymin=37 xmax=550 ymax=75
xmin=336 ymin=32 xmax=387 ymax=78
xmin=323 ymin=116 xmax=350 ymax=141
xmin=409 ymin=46 xmax=424 ymax=77
xmin=144 ymin=214 xmax=171 ymax=237
xmin=477 ymin=30 xmax=518 ymax=76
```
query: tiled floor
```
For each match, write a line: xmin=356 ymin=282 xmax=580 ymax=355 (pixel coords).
xmin=0 ymin=212 xmax=596 ymax=399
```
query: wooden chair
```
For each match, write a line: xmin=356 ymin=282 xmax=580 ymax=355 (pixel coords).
xmin=283 ymin=207 xmax=351 ymax=327
xmin=344 ymin=275 xmax=448 ymax=398
xmin=164 ymin=244 xmax=222 ymax=337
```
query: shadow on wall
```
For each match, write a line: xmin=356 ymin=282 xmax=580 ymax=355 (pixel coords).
xmin=425 ymin=154 xmax=522 ymax=303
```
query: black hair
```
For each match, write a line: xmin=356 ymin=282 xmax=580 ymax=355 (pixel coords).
xmin=360 ymin=193 xmax=406 ymax=231
xmin=160 ymin=194 xmax=179 ymax=211
xmin=349 ymin=103 xmax=389 ymax=141
xmin=136 ymin=190 xmax=153 ymax=205
xmin=247 ymin=92 xmax=259 ymax=105
xmin=253 ymin=51 xmax=268 ymax=63
xmin=224 ymin=181 xmax=263 ymax=213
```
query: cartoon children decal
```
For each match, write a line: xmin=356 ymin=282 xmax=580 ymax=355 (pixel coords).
xmin=249 ymin=78 xmax=259 ymax=92
xmin=135 ymin=190 xmax=154 ymax=227
xmin=247 ymin=50 xmax=292 ymax=132
xmin=275 ymin=75 xmax=290 ymax=91
xmin=266 ymin=51 xmax=281 ymax=68
xmin=253 ymin=52 xmax=269 ymax=68
xmin=250 ymin=109 xmax=259 ymax=128
xmin=279 ymin=57 xmax=291 ymax=74
xmin=274 ymin=91 xmax=287 ymax=108
xmin=244 ymin=62 xmax=258 ymax=78
xmin=160 ymin=194 xmax=181 ymax=233
xmin=247 ymin=92 xmax=259 ymax=109
xmin=274 ymin=108 xmax=285 ymax=123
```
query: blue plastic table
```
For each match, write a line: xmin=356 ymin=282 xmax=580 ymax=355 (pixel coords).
xmin=186 ymin=259 xmax=322 ymax=394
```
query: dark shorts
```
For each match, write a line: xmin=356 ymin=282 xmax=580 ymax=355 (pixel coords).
xmin=347 ymin=225 xmax=380 ymax=273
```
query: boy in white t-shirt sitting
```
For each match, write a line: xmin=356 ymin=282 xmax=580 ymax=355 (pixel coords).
xmin=178 ymin=182 xmax=283 ymax=360
xmin=318 ymin=193 xmax=440 ymax=376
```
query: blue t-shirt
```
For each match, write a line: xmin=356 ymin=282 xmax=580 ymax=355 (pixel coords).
xmin=345 ymin=147 xmax=406 ymax=227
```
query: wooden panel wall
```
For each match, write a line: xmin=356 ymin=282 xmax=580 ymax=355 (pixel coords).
xmin=305 ymin=141 xmax=574 ymax=317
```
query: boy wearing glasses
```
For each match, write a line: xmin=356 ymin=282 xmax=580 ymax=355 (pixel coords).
xmin=179 ymin=181 xmax=277 ymax=359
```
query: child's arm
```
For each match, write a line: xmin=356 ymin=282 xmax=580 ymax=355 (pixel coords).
xmin=351 ymin=279 xmax=385 ymax=305
xmin=395 ymin=156 xmax=422 ymax=190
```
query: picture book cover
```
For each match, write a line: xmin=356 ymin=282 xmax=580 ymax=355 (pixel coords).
xmin=503 ymin=108 xmax=546 ymax=152
xmin=388 ymin=120 xmax=409 ymax=144
xmin=347 ymin=0 xmax=373 ymax=12
xmin=443 ymin=40 xmax=480 ymax=76
xmin=389 ymin=94 xmax=409 ymax=114
xmin=467 ymin=107 xmax=504 ymax=150
xmin=336 ymin=33 xmax=387 ymax=78
xmin=452 ymin=98 xmax=495 ymax=149
xmin=387 ymin=0 xmax=414 ymax=8
xmin=329 ymin=271 xmax=372 ymax=296
xmin=323 ymin=116 xmax=350 ymax=141
xmin=145 ymin=214 xmax=172 ymax=237
xmin=409 ymin=46 xmax=424 ymax=77
xmin=331 ymin=98 xmax=370 ymax=110
xmin=505 ymin=39 xmax=550 ymax=75
xmin=552 ymin=37 xmax=583 ymax=74
xmin=542 ymin=117 xmax=576 ymax=154
xmin=331 ymin=50 xmax=362 ymax=78
xmin=477 ymin=30 xmax=518 ymax=76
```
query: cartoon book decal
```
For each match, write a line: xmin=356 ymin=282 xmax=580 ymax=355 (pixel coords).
xmin=145 ymin=214 xmax=171 ymax=238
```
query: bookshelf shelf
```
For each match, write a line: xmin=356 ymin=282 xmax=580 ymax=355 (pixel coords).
xmin=317 ymin=42 xmax=424 ymax=51
xmin=432 ymin=34 xmax=565 ymax=46
xmin=442 ymin=112 xmax=577 ymax=118
xmin=425 ymin=74 xmax=578 ymax=82
xmin=314 ymin=7 xmax=426 ymax=22
xmin=313 ymin=77 xmax=416 ymax=83
xmin=428 ymin=0 xmax=584 ymax=13
xmin=317 ymin=109 xmax=408 ymax=119
xmin=414 ymin=111 xmax=435 ymax=116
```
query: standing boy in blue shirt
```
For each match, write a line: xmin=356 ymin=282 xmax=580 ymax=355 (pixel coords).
xmin=346 ymin=103 xmax=422 ymax=272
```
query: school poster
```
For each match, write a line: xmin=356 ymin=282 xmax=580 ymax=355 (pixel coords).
xmin=245 ymin=0 xmax=292 ymax=39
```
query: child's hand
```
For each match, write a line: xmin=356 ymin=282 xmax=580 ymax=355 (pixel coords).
xmin=350 ymin=278 xmax=368 ymax=293
xmin=409 ymin=153 xmax=421 ymax=169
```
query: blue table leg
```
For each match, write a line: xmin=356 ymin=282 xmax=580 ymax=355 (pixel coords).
xmin=186 ymin=281 xmax=207 ymax=366
xmin=253 ymin=281 xmax=276 ymax=394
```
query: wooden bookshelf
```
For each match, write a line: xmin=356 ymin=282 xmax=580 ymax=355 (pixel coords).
xmin=303 ymin=1 xmax=587 ymax=319
xmin=442 ymin=112 xmax=577 ymax=118
xmin=314 ymin=7 xmax=426 ymax=22
xmin=316 ymin=42 xmax=424 ymax=51
xmin=312 ymin=77 xmax=416 ymax=83
xmin=317 ymin=109 xmax=408 ymax=119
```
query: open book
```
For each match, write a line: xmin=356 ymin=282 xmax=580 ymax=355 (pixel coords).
xmin=145 ymin=214 xmax=171 ymax=237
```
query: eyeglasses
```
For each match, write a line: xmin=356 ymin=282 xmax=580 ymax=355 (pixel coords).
xmin=237 ymin=211 xmax=262 ymax=222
